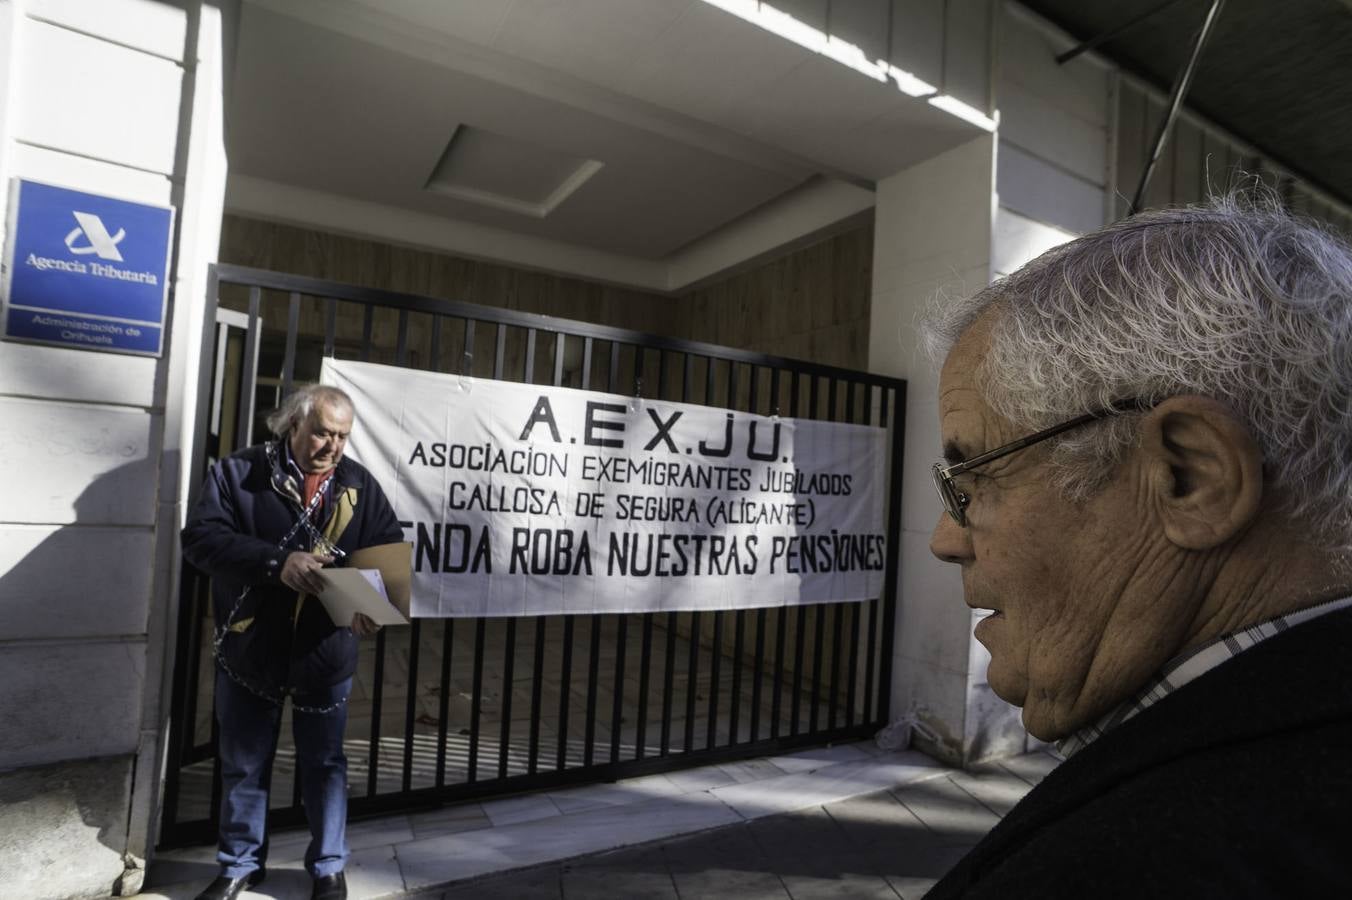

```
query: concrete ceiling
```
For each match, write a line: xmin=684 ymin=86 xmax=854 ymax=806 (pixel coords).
xmin=227 ymin=0 xmax=983 ymax=271
xmin=1018 ymin=0 xmax=1352 ymax=206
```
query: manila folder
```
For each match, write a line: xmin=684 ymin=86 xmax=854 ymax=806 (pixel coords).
xmin=317 ymin=569 xmax=408 ymax=627
xmin=348 ymin=541 xmax=413 ymax=618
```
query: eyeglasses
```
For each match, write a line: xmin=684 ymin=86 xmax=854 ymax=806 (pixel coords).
xmin=932 ymin=399 xmax=1151 ymax=527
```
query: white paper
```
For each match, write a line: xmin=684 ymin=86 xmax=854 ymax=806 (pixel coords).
xmin=317 ymin=567 xmax=409 ymax=627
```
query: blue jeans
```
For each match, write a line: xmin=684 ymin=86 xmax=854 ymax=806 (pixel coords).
xmin=214 ymin=668 xmax=352 ymax=878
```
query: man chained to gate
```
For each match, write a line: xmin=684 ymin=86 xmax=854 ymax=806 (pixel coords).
xmin=182 ymin=384 xmax=404 ymax=900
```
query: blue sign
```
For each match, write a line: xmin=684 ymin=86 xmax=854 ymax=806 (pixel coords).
xmin=2 ymin=179 xmax=174 ymax=356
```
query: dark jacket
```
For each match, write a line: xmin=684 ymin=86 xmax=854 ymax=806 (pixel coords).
xmin=927 ymin=607 xmax=1352 ymax=899
xmin=181 ymin=441 xmax=404 ymax=697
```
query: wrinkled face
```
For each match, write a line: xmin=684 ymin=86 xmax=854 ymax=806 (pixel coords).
xmin=289 ymin=401 xmax=353 ymax=474
xmin=929 ymin=316 xmax=1198 ymax=740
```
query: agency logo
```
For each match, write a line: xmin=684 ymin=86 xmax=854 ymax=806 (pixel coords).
xmin=64 ymin=210 xmax=126 ymax=262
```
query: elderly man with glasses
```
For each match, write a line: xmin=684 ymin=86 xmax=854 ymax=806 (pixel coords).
xmin=922 ymin=197 xmax=1352 ymax=898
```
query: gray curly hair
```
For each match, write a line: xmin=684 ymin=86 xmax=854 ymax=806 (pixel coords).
xmin=265 ymin=383 xmax=353 ymax=438
xmin=923 ymin=194 xmax=1352 ymax=550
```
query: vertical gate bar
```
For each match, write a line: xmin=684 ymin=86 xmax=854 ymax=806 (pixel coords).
xmin=366 ymin=629 xmax=387 ymax=796
xmin=634 ymin=345 xmax=646 ymax=402
xmin=323 ymin=297 xmax=337 ymax=357
xmin=160 ymin=573 xmax=197 ymax=830
xmin=772 ymin=369 xmax=798 ymax=738
xmin=876 ymin=383 xmax=907 ymax=723
xmin=791 ymin=606 xmax=807 ymax=735
xmin=600 ymin=336 xmax=623 ymax=759
xmin=468 ymin=618 xmax=486 ymax=781
xmin=581 ymin=338 xmax=594 ymax=390
xmin=865 ymin=387 xmax=886 ymax=722
xmin=181 ymin=580 xmax=207 ymax=761
xmin=498 ymin=618 xmax=517 ymax=779
xmin=584 ymin=617 xmax=601 ymax=766
xmin=683 ymin=353 xmax=693 ymax=401
xmin=771 ymin=607 xmax=787 ymax=738
xmin=661 ymin=353 xmax=690 ymax=755
xmin=556 ymin=616 xmax=575 ymax=770
xmin=528 ymin=617 xmax=546 ymax=774
xmin=609 ymin=615 xmax=628 ymax=763
xmin=751 ymin=608 xmax=766 ymax=742
xmin=359 ymin=305 xmax=374 ymax=362
xmin=402 ymin=619 xmax=422 ymax=792
xmin=723 ymin=363 xmax=739 ymax=747
xmin=395 ymin=309 xmax=410 ymax=365
xmin=705 ymin=613 xmax=723 ymax=749
xmin=729 ymin=610 xmax=745 ymax=744
xmin=732 ymin=365 xmax=758 ymax=743
xmin=494 ymin=324 xmax=506 ymax=380
xmin=809 ymin=606 xmax=825 ymax=733
xmin=809 ymin=375 xmax=820 ymax=422
xmin=436 ymin=619 xmax=454 ymax=788
xmin=820 ymin=381 xmax=840 ymax=732
xmin=524 ymin=328 xmax=537 ymax=382
xmin=234 ymin=287 xmax=261 ymax=451
xmin=553 ymin=333 xmax=565 ymax=385
xmin=846 ymin=603 xmax=860 ymax=727
xmin=845 ymin=378 xmax=857 ymax=424
xmin=281 ymin=292 xmax=300 ymax=397
xmin=656 ymin=349 xmax=668 ymax=398
xmin=683 ymin=611 xmax=700 ymax=752
xmin=429 ymin=317 xmax=442 ymax=371
xmin=635 ymin=614 xmax=653 ymax=759
xmin=659 ymin=611 xmax=677 ymax=755
xmin=829 ymin=603 xmax=844 ymax=729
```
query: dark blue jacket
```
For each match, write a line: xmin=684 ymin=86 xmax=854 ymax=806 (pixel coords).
xmin=926 ymin=607 xmax=1352 ymax=898
xmin=181 ymin=441 xmax=404 ymax=697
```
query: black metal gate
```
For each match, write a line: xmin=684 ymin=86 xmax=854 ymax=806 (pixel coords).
xmin=159 ymin=263 xmax=906 ymax=848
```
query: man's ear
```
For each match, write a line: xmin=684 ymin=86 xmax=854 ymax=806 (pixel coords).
xmin=1138 ymin=395 xmax=1264 ymax=550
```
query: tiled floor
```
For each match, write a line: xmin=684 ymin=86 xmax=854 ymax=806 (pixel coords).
xmin=141 ymin=742 xmax=1059 ymax=899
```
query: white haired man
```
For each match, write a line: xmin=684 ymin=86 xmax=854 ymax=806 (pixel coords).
xmin=924 ymin=199 xmax=1352 ymax=897
xmin=182 ymin=384 xmax=403 ymax=900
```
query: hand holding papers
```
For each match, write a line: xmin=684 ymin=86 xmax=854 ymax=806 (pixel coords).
xmin=317 ymin=568 xmax=408 ymax=627
xmin=315 ymin=541 xmax=414 ymax=627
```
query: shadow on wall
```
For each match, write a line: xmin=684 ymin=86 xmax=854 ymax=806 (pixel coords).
xmin=0 ymin=457 xmax=176 ymax=900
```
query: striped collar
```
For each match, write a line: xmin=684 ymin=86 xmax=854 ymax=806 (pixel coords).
xmin=1057 ymin=593 xmax=1352 ymax=760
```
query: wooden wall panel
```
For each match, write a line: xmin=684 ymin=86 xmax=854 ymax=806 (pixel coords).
xmin=218 ymin=215 xmax=874 ymax=374
xmin=680 ymin=223 xmax=874 ymax=371
xmin=219 ymin=216 xmax=688 ymax=341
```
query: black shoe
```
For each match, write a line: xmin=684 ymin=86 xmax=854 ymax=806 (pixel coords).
xmin=193 ymin=868 xmax=265 ymax=900
xmin=311 ymin=871 xmax=347 ymax=900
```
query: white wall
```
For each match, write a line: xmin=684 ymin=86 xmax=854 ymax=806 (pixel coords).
xmin=864 ymin=6 xmax=1113 ymax=765
xmin=0 ymin=0 xmax=228 ymax=896
xmin=868 ymin=133 xmax=996 ymax=765
xmin=996 ymin=3 xmax=1113 ymax=238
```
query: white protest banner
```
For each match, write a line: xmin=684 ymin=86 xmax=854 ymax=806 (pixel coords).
xmin=323 ymin=358 xmax=889 ymax=617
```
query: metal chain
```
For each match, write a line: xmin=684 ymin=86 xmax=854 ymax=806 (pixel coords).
xmin=212 ymin=450 xmax=350 ymax=715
